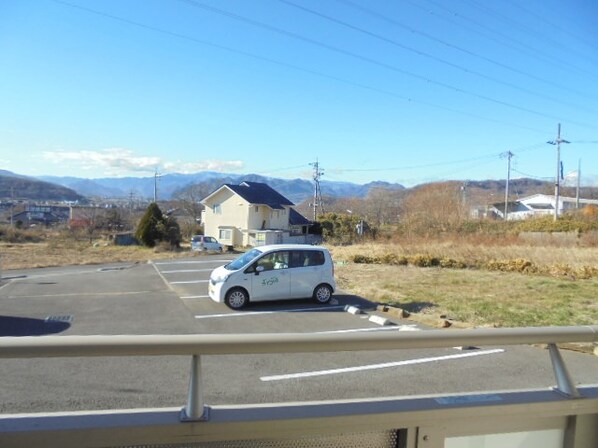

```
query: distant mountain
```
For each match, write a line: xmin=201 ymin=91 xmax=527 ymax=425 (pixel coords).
xmin=15 ymin=169 xmax=595 ymax=205
xmin=0 ymin=171 xmax=85 ymax=202
xmin=38 ymin=172 xmax=406 ymax=204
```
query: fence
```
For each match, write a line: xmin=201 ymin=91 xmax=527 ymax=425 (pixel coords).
xmin=0 ymin=325 xmax=597 ymax=447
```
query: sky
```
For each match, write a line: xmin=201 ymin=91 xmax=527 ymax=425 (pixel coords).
xmin=1 ymin=0 xmax=598 ymax=188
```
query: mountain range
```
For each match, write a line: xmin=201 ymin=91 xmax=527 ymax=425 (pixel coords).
xmin=1 ymin=170 xmax=404 ymax=204
xmin=3 ymin=169 xmax=595 ymax=206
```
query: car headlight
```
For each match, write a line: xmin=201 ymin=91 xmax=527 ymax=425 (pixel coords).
xmin=211 ymin=273 xmax=229 ymax=284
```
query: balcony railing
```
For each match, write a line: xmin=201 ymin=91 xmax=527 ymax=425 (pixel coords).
xmin=0 ymin=325 xmax=597 ymax=447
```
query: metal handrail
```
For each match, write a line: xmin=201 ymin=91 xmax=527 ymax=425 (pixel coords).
xmin=0 ymin=325 xmax=596 ymax=358
xmin=1 ymin=325 xmax=596 ymax=421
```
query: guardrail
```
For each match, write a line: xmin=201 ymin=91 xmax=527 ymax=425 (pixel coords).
xmin=0 ymin=325 xmax=597 ymax=448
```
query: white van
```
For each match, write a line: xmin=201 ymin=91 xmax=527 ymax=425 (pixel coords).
xmin=208 ymin=244 xmax=336 ymax=309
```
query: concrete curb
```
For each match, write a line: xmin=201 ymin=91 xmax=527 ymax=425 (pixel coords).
xmin=375 ymin=304 xmax=467 ymax=329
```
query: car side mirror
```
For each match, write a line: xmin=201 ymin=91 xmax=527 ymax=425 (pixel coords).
xmin=255 ymin=265 xmax=265 ymax=275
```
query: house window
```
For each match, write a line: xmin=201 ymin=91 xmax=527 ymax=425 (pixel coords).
xmin=219 ymin=229 xmax=231 ymax=240
xmin=213 ymin=203 xmax=221 ymax=214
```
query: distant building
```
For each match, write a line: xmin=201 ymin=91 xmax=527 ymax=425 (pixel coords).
xmin=489 ymin=194 xmax=598 ymax=220
xmin=10 ymin=204 xmax=70 ymax=227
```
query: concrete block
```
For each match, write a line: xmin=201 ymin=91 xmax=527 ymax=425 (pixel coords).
xmin=344 ymin=305 xmax=362 ymax=315
xmin=369 ymin=315 xmax=390 ymax=326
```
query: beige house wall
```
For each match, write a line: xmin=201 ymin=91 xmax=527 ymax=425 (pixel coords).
xmin=203 ymin=189 xmax=251 ymax=247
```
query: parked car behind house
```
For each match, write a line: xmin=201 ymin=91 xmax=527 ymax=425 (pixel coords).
xmin=191 ymin=235 xmax=223 ymax=252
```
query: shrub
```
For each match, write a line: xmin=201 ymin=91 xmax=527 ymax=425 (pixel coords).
xmin=351 ymin=254 xmax=377 ymax=264
xmin=439 ymin=257 xmax=467 ymax=269
xmin=485 ymin=258 xmax=535 ymax=273
xmin=0 ymin=226 xmax=45 ymax=243
xmin=380 ymin=253 xmax=408 ymax=265
xmin=408 ymin=254 xmax=440 ymax=267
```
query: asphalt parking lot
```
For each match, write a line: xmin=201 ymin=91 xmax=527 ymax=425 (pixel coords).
xmin=1 ymin=254 xmax=597 ymax=414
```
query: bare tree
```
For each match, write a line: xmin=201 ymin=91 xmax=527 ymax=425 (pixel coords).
xmin=173 ymin=184 xmax=213 ymax=225
xmin=400 ymin=182 xmax=467 ymax=235
xmin=363 ymin=187 xmax=404 ymax=227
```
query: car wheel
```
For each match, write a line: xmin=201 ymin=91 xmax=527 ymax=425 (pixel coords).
xmin=225 ymin=288 xmax=249 ymax=309
xmin=313 ymin=284 xmax=332 ymax=304
xmin=217 ymin=247 xmax=223 ymax=253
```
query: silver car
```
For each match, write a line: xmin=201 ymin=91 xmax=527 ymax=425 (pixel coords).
xmin=191 ymin=235 xmax=223 ymax=252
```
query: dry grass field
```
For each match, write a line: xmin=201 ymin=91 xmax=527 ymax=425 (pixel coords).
xmin=330 ymin=242 xmax=598 ymax=328
xmin=1 ymin=237 xmax=597 ymax=329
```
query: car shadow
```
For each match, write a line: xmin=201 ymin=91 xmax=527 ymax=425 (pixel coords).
xmin=236 ymin=294 xmax=377 ymax=313
xmin=0 ymin=316 xmax=71 ymax=337
xmin=383 ymin=301 xmax=437 ymax=314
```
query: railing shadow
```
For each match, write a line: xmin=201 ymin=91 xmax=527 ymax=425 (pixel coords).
xmin=0 ymin=316 xmax=71 ymax=337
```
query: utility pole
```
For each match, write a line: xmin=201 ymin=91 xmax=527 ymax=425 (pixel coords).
xmin=309 ymin=160 xmax=324 ymax=221
xmin=547 ymin=123 xmax=570 ymax=220
xmin=501 ymin=151 xmax=513 ymax=221
xmin=153 ymin=169 xmax=161 ymax=203
xmin=576 ymin=159 xmax=581 ymax=209
xmin=10 ymin=186 xmax=15 ymax=227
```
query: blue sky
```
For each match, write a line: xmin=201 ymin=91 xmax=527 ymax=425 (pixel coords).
xmin=1 ymin=0 xmax=597 ymax=187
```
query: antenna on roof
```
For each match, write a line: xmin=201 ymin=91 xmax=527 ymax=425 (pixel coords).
xmin=309 ymin=159 xmax=324 ymax=221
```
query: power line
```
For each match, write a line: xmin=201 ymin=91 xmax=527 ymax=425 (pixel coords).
xmin=176 ymin=0 xmax=594 ymax=128
xmin=503 ymin=0 xmax=598 ymax=56
xmin=311 ymin=0 xmax=598 ymax=112
xmin=465 ymin=0 xmax=598 ymax=70
xmin=50 ymin=0 xmax=550 ymax=134
xmin=331 ymin=151 xmax=504 ymax=174
xmin=422 ymin=0 xmax=596 ymax=81
xmin=336 ymin=0 xmax=597 ymax=100
xmin=511 ymin=168 xmax=552 ymax=181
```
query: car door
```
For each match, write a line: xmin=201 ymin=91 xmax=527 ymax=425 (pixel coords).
xmin=250 ymin=251 xmax=291 ymax=301
xmin=204 ymin=237 xmax=216 ymax=250
xmin=289 ymin=250 xmax=323 ymax=298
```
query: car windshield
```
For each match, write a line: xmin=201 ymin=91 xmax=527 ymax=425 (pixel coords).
xmin=225 ymin=248 xmax=263 ymax=271
xmin=191 ymin=236 xmax=201 ymax=243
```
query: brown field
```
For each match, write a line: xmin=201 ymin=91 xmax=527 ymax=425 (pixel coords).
xmin=1 ymin=239 xmax=597 ymax=329
xmin=330 ymin=242 xmax=598 ymax=329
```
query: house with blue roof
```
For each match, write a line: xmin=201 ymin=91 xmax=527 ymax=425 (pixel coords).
xmin=200 ymin=181 xmax=316 ymax=247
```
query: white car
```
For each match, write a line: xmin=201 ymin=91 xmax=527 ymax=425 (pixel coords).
xmin=191 ymin=235 xmax=223 ymax=252
xmin=208 ymin=244 xmax=336 ymax=309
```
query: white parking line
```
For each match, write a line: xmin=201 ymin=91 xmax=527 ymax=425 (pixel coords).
xmin=315 ymin=325 xmax=419 ymax=334
xmin=170 ymin=280 xmax=209 ymax=284
xmin=161 ymin=269 xmax=214 ymax=274
xmin=153 ymin=260 xmax=231 ymax=265
xmin=260 ymin=349 xmax=505 ymax=381
xmin=195 ymin=305 xmax=347 ymax=319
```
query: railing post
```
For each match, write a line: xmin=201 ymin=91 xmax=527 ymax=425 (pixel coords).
xmin=180 ymin=354 xmax=209 ymax=421
xmin=548 ymin=343 xmax=581 ymax=398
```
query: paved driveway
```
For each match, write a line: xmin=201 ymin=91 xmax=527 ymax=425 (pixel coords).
xmin=1 ymin=256 xmax=596 ymax=414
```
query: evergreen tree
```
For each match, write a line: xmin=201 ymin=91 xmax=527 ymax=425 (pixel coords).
xmin=160 ymin=215 xmax=182 ymax=248
xmin=135 ymin=203 xmax=164 ymax=247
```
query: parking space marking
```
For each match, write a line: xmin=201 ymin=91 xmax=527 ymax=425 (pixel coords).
xmin=161 ymin=269 xmax=213 ymax=274
xmin=170 ymin=280 xmax=210 ymax=284
xmin=195 ymin=305 xmax=347 ymax=319
xmin=315 ymin=325 xmax=419 ymax=334
xmin=153 ymin=260 xmax=232 ymax=265
xmin=260 ymin=349 xmax=505 ymax=381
